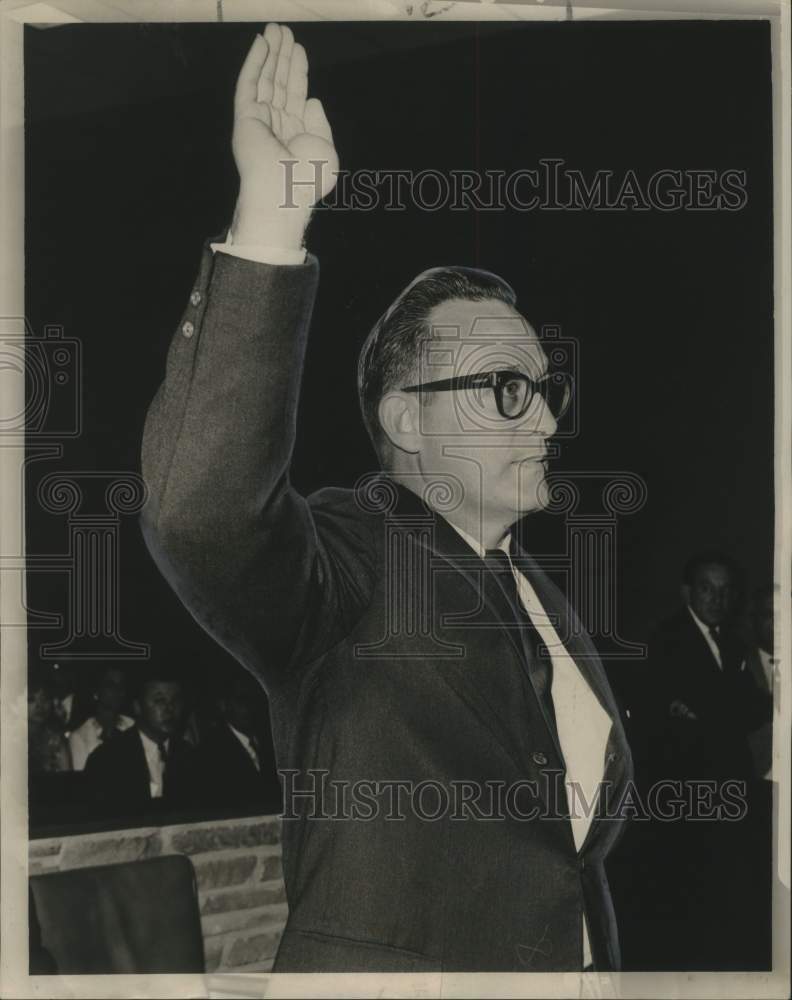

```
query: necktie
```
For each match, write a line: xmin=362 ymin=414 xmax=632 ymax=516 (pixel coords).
xmin=98 ymin=719 xmax=121 ymax=743
xmin=484 ymin=547 xmax=557 ymax=732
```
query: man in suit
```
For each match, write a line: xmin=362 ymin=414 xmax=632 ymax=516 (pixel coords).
xmin=647 ymin=550 xmax=767 ymax=783
xmin=198 ymin=671 xmax=282 ymax=813
xmin=85 ymin=668 xmax=197 ymax=816
xmin=68 ymin=665 xmax=135 ymax=771
xmin=744 ymin=584 xmax=777 ymax=781
xmin=645 ymin=552 xmax=770 ymax=969
xmin=141 ymin=24 xmax=631 ymax=972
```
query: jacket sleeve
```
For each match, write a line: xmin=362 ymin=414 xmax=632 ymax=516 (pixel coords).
xmin=140 ymin=242 xmax=375 ymax=692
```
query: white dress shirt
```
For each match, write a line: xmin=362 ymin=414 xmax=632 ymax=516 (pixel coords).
xmin=68 ymin=713 xmax=134 ymax=771
xmin=687 ymin=605 xmax=723 ymax=669
xmin=138 ymin=729 xmax=169 ymax=799
xmin=757 ymin=646 xmax=776 ymax=693
xmin=210 ymin=230 xmax=306 ymax=266
xmin=453 ymin=525 xmax=613 ymax=968
xmin=228 ymin=723 xmax=261 ymax=771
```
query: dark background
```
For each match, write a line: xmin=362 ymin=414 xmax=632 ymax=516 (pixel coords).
xmin=24 ymin=19 xmax=773 ymax=734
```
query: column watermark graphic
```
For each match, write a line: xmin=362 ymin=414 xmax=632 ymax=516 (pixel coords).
xmin=1 ymin=315 xmax=149 ymax=659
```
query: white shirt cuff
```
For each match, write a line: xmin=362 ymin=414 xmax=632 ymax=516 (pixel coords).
xmin=210 ymin=229 xmax=306 ymax=265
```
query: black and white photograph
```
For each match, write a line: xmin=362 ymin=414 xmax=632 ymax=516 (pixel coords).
xmin=0 ymin=0 xmax=789 ymax=997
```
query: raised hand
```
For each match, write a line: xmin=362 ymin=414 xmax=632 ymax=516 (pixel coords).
xmin=231 ymin=23 xmax=339 ymax=248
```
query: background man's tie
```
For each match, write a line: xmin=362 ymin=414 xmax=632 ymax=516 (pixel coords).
xmin=708 ymin=625 xmax=726 ymax=669
xmin=157 ymin=739 xmax=169 ymax=798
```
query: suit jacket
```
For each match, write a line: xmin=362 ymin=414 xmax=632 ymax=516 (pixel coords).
xmin=647 ymin=608 xmax=767 ymax=783
xmin=197 ymin=722 xmax=282 ymax=813
xmin=84 ymin=726 xmax=198 ymax=816
xmin=140 ymin=243 xmax=633 ymax=972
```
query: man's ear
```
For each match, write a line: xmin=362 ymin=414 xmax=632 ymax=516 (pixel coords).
xmin=132 ymin=697 xmax=141 ymax=719
xmin=680 ymin=583 xmax=691 ymax=606
xmin=378 ymin=392 xmax=420 ymax=455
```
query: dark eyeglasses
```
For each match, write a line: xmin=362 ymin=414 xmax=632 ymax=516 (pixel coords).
xmin=401 ymin=370 xmax=573 ymax=421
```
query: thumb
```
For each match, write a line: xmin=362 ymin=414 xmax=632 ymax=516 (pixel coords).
xmin=304 ymin=97 xmax=333 ymax=144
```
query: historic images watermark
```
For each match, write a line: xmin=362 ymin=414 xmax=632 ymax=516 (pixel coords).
xmin=280 ymin=770 xmax=749 ymax=823
xmin=280 ymin=158 xmax=749 ymax=212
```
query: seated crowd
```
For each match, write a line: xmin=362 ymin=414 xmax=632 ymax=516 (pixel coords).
xmin=28 ymin=660 xmax=283 ymax=825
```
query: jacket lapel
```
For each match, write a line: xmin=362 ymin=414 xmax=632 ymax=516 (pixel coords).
xmin=130 ymin=728 xmax=154 ymax=801
xmin=386 ymin=481 xmax=566 ymax=771
xmin=382 ymin=480 xmax=632 ymax=828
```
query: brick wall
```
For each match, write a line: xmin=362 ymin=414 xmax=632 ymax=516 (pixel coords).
xmin=29 ymin=814 xmax=288 ymax=973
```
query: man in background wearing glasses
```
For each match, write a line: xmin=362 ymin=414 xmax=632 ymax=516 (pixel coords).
xmin=141 ymin=24 xmax=632 ymax=974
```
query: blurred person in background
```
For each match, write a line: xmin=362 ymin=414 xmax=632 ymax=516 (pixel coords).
xmin=47 ymin=662 xmax=82 ymax=735
xmin=645 ymin=551 xmax=771 ymax=969
xmin=85 ymin=666 xmax=198 ymax=813
xmin=648 ymin=550 xmax=766 ymax=784
xmin=743 ymin=584 xmax=777 ymax=782
xmin=68 ymin=665 xmax=135 ymax=771
xmin=197 ymin=669 xmax=281 ymax=813
xmin=28 ymin=666 xmax=72 ymax=774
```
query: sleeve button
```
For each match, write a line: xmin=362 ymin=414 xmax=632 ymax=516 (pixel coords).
xmin=181 ymin=321 xmax=195 ymax=339
xmin=189 ymin=290 xmax=202 ymax=307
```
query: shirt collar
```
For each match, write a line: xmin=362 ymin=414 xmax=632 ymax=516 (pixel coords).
xmin=89 ymin=713 xmax=133 ymax=733
xmin=228 ymin=722 xmax=252 ymax=747
xmin=138 ymin=728 xmax=169 ymax=752
xmin=687 ymin=604 xmax=716 ymax=636
xmin=447 ymin=522 xmax=511 ymax=560
xmin=758 ymin=646 xmax=775 ymax=667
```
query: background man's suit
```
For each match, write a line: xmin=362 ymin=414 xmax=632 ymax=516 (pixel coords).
xmin=197 ymin=722 xmax=282 ymax=813
xmin=647 ymin=607 xmax=765 ymax=783
xmin=84 ymin=727 xmax=197 ymax=814
xmin=141 ymin=244 xmax=633 ymax=972
xmin=643 ymin=607 xmax=770 ymax=968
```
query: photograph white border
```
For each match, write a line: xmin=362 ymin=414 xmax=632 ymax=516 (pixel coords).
xmin=1 ymin=1 xmax=789 ymax=997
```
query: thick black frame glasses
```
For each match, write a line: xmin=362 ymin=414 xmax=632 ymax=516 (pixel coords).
xmin=401 ymin=370 xmax=573 ymax=421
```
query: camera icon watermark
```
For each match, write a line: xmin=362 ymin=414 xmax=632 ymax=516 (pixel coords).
xmin=0 ymin=317 xmax=81 ymax=438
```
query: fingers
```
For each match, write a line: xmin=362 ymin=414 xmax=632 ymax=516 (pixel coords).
xmin=304 ymin=97 xmax=333 ymax=144
xmin=285 ymin=42 xmax=308 ymax=120
xmin=257 ymin=23 xmax=281 ymax=102
xmin=273 ymin=25 xmax=294 ymax=110
xmin=235 ymin=23 xmax=314 ymax=147
xmin=234 ymin=33 xmax=269 ymax=110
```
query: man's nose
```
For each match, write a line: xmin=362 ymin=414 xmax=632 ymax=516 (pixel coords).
xmin=522 ymin=396 xmax=557 ymax=438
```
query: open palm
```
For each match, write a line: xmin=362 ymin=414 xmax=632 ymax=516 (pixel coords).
xmin=233 ymin=23 xmax=338 ymax=221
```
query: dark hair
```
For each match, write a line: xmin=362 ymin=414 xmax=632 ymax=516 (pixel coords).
xmin=90 ymin=663 xmax=127 ymax=690
xmin=132 ymin=663 xmax=185 ymax=700
xmin=682 ymin=550 xmax=741 ymax=587
xmin=357 ymin=266 xmax=516 ymax=454
xmin=27 ymin=665 xmax=53 ymax=698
